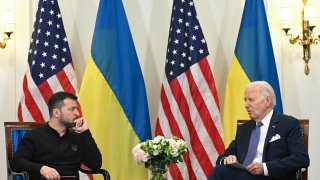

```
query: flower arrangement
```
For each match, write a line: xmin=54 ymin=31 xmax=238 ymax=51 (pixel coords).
xmin=132 ymin=136 xmax=188 ymax=180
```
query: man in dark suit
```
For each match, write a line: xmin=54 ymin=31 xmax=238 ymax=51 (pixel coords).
xmin=208 ymin=81 xmax=309 ymax=180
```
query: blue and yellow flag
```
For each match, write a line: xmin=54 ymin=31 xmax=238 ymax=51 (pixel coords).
xmin=222 ymin=0 xmax=283 ymax=146
xmin=79 ymin=0 xmax=151 ymax=179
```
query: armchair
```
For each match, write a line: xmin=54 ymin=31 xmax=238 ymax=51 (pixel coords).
xmin=237 ymin=119 xmax=309 ymax=180
xmin=4 ymin=122 xmax=110 ymax=180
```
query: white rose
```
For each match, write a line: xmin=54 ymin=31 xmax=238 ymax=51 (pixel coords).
xmin=171 ymin=148 xmax=179 ymax=157
xmin=177 ymin=139 xmax=185 ymax=146
xmin=153 ymin=150 xmax=159 ymax=156
xmin=153 ymin=136 xmax=164 ymax=144
xmin=153 ymin=145 xmax=158 ymax=150
xmin=169 ymin=139 xmax=179 ymax=148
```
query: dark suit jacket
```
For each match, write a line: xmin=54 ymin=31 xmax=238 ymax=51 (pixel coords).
xmin=216 ymin=112 xmax=309 ymax=179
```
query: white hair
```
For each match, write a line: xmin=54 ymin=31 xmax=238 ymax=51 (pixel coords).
xmin=246 ymin=81 xmax=276 ymax=107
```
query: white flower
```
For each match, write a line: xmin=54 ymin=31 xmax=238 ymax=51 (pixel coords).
xmin=153 ymin=136 xmax=164 ymax=144
xmin=132 ymin=143 xmax=148 ymax=164
xmin=168 ymin=139 xmax=179 ymax=148
xmin=153 ymin=150 xmax=159 ymax=156
xmin=152 ymin=145 xmax=158 ymax=150
xmin=132 ymin=136 xmax=187 ymax=166
xmin=171 ymin=148 xmax=179 ymax=157
xmin=177 ymin=139 xmax=185 ymax=147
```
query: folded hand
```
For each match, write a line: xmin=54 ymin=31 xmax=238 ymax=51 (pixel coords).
xmin=71 ymin=117 xmax=88 ymax=133
xmin=223 ymin=155 xmax=238 ymax=164
xmin=246 ymin=162 xmax=264 ymax=175
xmin=40 ymin=165 xmax=60 ymax=180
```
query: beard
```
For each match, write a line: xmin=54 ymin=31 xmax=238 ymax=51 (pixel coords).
xmin=59 ymin=114 xmax=74 ymax=128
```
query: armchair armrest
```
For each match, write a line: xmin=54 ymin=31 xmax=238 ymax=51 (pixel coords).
xmin=296 ymin=168 xmax=307 ymax=180
xmin=79 ymin=167 xmax=110 ymax=180
xmin=10 ymin=171 xmax=29 ymax=180
xmin=8 ymin=160 xmax=30 ymax=180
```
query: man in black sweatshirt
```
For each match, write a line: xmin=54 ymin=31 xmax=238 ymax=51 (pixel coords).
xmin=10 ymin=92 xmax=102 ymax=179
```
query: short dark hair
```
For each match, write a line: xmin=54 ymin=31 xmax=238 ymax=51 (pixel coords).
xmin=48 ymin=92 xmax=78 ymax=117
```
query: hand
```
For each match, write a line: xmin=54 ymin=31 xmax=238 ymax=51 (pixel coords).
xmin=71 ymin=117 xmax=88 ymax=133
xmin=223 ymin=155 xmax=238 ymax=164
xmin=40 ymin=165 xmax=60 ymax=180
xmin=246 ymin=162 xmax=264 ymax=175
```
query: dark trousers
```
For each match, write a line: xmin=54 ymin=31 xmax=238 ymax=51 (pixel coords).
xmin=208 ymin=165 xmax=275 ymax=180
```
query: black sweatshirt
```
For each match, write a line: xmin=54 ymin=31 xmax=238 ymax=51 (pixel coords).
xmin=10 ymin=123 xmax=102 ymax=179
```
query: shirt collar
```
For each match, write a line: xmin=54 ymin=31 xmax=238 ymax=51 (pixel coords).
xmin=258 ymin=109 xmax=273 ymax=128
xmin=45 ymin=122 xmax=71 ymax=137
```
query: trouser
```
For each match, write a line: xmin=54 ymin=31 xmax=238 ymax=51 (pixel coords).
xmin=208 ymin=165 xmax=275 ymax=180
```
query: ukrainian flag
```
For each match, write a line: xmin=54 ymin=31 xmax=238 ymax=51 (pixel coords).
xmin=79 ymin=0 xmax=151 ymax=179
xmin=222 ymin=0 xmax=283 ymax=146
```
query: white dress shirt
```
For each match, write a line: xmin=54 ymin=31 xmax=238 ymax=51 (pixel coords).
xmin=253 ymin=109 xmax=273 ymax=176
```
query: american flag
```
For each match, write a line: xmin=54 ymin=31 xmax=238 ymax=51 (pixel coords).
xmin=17 ymin=0 xmax=79 ymax=122
xmin=155 ymin=0 xmax=225 ymax=179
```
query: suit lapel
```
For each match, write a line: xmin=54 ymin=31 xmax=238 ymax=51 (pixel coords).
xmin=263 ymin=112 xmax=279 ymax=161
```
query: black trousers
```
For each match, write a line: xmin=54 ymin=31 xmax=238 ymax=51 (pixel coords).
xmin=208 ymin=165 xmax=275 ymax=180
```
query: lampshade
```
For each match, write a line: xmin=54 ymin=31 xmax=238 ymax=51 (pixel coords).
xmin=304 ymin=4 xmax=317 ymax=21
xmin=1 ymin=11 xmax=14 ymax=33
xmin=1 ymin=11 xmax=14 ymax=24
xmin=279 ymin=7 xmax=292 ymax=22
xmin=280 ymin=7 xmax=292 ymax=29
